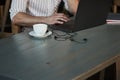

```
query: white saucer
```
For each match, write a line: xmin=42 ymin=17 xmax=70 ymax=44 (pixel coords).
xmin=29 ymin=31 xmax=52 ymax=38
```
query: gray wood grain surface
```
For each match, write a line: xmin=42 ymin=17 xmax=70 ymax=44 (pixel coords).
xmin=0 ymin=24 xmax=120 ymax=80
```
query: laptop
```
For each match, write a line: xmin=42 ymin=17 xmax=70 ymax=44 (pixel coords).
xmin=49 ymin=0 xmax=112 ymax=33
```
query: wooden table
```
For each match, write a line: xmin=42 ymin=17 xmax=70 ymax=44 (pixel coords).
xmin=0 ymin=24 xmax=120 ymax=80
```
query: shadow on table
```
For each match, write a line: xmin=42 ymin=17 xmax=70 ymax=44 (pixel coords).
xmin=0 ymin=75 xmax=17 ymax=80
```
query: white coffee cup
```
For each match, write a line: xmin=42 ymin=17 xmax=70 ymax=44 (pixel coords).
xmin=33 ymin=24 xmax=48 ymax=36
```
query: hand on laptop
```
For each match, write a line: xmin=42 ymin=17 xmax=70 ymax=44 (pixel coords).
xmin=44 ymin=13 xmax=70 ymax=25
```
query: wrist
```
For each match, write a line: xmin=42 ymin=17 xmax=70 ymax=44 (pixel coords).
xmin=35 ymin=16 xmax=48 ymax=24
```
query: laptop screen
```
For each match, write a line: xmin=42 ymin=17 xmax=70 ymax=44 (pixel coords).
xmin=74 ymin=0 xmax=112 ymax=31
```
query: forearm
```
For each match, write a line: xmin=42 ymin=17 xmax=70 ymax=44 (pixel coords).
xmin=12 ymin=12 xmax=47 ymax=27
xmin=12 ymin=12 xmax=69 ymax=27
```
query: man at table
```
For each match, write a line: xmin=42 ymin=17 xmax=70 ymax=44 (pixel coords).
xmin=9 ymin=0 xmax=79 ymax=29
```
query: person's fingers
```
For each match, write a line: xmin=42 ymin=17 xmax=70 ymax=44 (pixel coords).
xmin=56 ymin=17 xmax=68 ymax=22
xmin=54 ymin=13 xmax=69 ymax=20
xmin=47 ymin=13 xmax=70 ymax=24
xmin=55 ymin=20 xmax=64 ymax=24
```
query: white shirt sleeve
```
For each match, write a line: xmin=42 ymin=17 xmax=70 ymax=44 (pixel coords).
xmin=63 ymin=0 xmax=69 ymax=10
xmin=9 ymin=0 xmax=28 ymax=20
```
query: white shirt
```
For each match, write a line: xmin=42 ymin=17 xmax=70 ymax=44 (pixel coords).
xmin=9 ymin=0 xmax=68 ymax=20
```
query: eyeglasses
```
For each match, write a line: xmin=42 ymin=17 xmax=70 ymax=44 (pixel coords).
xmin=52 ymin=30 xmax=87 ymax=43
